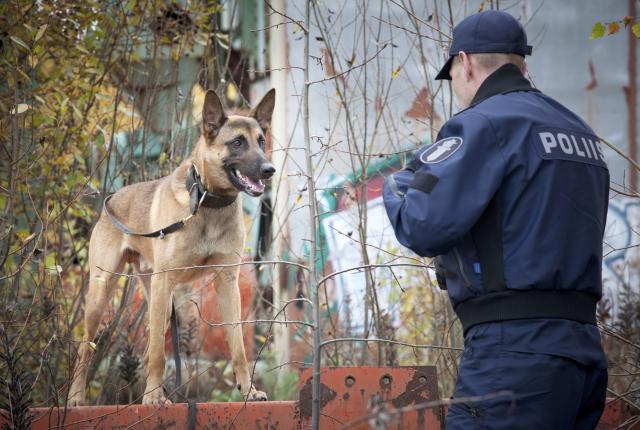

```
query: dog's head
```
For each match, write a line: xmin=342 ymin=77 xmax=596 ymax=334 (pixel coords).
xmin=195 ymin=89 xmax=276 ymax=197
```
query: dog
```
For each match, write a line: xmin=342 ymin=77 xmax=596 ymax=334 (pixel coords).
xmin=68 ymin=89 xmax=276 ymax=405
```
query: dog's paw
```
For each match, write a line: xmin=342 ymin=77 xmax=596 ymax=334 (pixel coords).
xmin=67 ymin=393 xmax=85 ymax=407
xmin=142 ymin=390 xmax=172 ymax=405
xmin=247 ymin=389 xmax=268 ymax=402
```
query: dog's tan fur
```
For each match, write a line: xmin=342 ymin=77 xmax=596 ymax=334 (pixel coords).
xmin=68 ymin=89 xmax=275 ymax=405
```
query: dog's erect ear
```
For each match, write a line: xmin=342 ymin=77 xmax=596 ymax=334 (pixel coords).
xmin=203 ymin=90 xmax=227 ymax=138
xmin=250 ymin=89 xmax=276 ymax=132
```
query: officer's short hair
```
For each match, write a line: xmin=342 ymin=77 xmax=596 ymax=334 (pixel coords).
xmin=453 ymin=52 xmax=525 ymax=73
xmin=473 ymin=53 xmax=525 ymax=71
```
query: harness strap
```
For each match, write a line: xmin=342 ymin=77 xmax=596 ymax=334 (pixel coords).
xmin=170 ymin=301 xmax=187 ymax=402
xmin=103 ymin=194 xmax=192 ymax=238
xmin=103 ymin=165 xmax=236 ymax=239
xmin=188 ymin=399 xmax=197 ymax=430
xmin=170 ymin=302 xmax=197 ymax=430
xmin=455 ymin=290 xmax=598 ymax=334
xmin=470 ymin=195 xmax=507 ymax=292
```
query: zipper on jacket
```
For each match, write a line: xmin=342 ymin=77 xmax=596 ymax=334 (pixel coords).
xmin=453 ymin=247 xmax=471 ymax=287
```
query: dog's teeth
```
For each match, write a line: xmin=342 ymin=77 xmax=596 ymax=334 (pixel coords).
xmin=259 ymin=180 xmax=264 ymax=186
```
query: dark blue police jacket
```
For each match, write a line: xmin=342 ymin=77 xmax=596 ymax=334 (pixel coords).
xmin=384 ymin=64 xmax=609 ymax=368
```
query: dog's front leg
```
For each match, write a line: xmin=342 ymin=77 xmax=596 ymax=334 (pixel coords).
xmin=215 ymin=264 xmax=268 ymax=401
xmin=142 ymin=273 xmax=173 ymax=405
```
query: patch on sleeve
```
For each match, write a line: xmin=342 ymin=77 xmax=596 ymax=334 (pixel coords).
xmin=409 ymin=172 xmax=439 ymax=194
xmin=419 ymin=137 xmax=463 ymax=164
xmin=534 ymin=127 xmax=607 ymax=168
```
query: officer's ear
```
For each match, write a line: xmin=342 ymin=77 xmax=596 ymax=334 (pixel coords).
xmin=458 ymin=51 xmax=474 ymax=82
xmin=520 ymin=61 xmax=528 ymax=76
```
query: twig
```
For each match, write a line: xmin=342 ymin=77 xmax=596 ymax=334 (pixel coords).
xmin=389 ymin=0 xmax=452 ymax=40
xmin=308 ymin=44 xmax=389 ymax=85
xmin=318 ymin=262 xmax=430 ymax=286
xmin=190 ymin=299 xmax=315 ymax=329
xmin=263 ymin=0 xmax=308 ymax=33
xmin=319 ymin=336 xmax=462 ymax=351
xmin=96 ymin=259 xmax=308 ymax=277
xmin=338 ymin=390 xmax=513 ymax=430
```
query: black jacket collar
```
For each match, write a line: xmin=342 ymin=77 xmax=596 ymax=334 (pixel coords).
xmin=467 ymin=63 xmax=539 ymax=109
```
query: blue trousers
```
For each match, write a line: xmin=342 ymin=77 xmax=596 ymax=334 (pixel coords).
xmin=445 ymin=324 xmax=608 ymax=430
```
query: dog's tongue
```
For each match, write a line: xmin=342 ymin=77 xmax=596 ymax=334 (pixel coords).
xmin=236 ymin=170 xmax=265 ymax=193
xmin=246 ymin=176 xmax=265 ymax=193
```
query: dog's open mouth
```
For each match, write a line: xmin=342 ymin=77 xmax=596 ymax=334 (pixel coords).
xmin=227 ymin=168 xmax=265 ymax=197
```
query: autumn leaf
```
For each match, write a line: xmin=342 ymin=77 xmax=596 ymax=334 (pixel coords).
xmin=35 ymin=24 xmax=47 ymax=42
xmin=623 ymin=16 xmax=634 ymax=28
xmin=633 ymin=22 xmax=640 ymax=38
xmin=607 ymin=21 xmax=620 ymax=35
xmin=590 ymin=22 xmax=606 ymax=40
xmin=478 ymin=2 xmax=485 ymax=12
xmin=391 ymin=66 xmax=401 ymax=79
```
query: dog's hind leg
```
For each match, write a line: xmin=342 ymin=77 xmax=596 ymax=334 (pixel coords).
xmin=68 ymin=227 xmax=125 ymax=406
xmin=214 ymin=258 xmax=268 ymax=401
xmin=142 ymin=272 xmax=173 ymax=404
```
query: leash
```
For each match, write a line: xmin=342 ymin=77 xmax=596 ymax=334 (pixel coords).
xmin=103 ymin=165 xmax=236 ymax=239
xmin=170 ymin=301 xmax=197 ymax=430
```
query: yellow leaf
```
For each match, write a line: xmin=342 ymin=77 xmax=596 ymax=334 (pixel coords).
xmin=89 ymin=341 xmax=97 ymax=351
xmin=35 ymin=24 xmax=47 ymax=42
xmin=391 ymin=66 xmax=401 ymax=79
xmin=295 ymin=194 xmax=302 ymax=205
xmin=158 ymin=151 xmax=168 ymax=166
xmin=478 ymin=2 xmax=485 ymax=12
xmin=607 ymin=21 xmax=620 ymax=35
xmin=590 ymin=22 xmax=606 ymax=40
xmin=633 ymin=22 xmax=640 ymax=38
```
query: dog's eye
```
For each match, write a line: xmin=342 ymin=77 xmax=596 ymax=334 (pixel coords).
xmin=258 ymin=136 xmax=265 ymax=149
xmin=232 ymin=138 xmax=243 ymax=148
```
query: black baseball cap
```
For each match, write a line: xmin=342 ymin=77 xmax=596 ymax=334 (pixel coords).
xmin=435 ymin=10 xmax=532 ymax=80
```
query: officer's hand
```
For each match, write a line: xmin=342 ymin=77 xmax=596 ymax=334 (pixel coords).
xmin=405 ymin=157 xmax=418 ymax=173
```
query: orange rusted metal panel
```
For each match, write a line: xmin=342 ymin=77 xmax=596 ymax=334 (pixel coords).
xmin=3 ymin=372 xmax=634 ymax=429
xmin=298 ymin=366 xmax=444 ymax=430
xmin=597 ymin=398 xmax=639 ymax=430
xmin=25 ymin=401 xmax=299 ymax=430
xmin=165 ymin=261 xmax=257 ymax=360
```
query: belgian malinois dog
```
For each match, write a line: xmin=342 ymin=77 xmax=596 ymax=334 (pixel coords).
xmin=68 ymin=89 xmax=276 ymax=405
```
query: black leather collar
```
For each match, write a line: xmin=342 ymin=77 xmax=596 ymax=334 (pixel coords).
xmin=185 ymin=165 xmax=237 ymax=213
xmin=467 ymin=63 xmax=539 ymax=109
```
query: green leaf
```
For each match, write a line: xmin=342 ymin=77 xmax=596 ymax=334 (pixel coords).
xmin=35 ymin=24 xmax=47 ymax=42
xmin=10 ymin=35 xmax=30 ymax=51
xmin=590 ymin=22 xmax=606 ymax=40
xmin=633 ymin=22 xmax=640 ymax=38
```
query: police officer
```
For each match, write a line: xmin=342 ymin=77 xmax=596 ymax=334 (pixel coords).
xmin=383 ymin=10 xmax=609 ymax=429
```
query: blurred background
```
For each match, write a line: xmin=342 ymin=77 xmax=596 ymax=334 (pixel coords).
xmin=0 ymin=0 xmax=638 ymax=420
